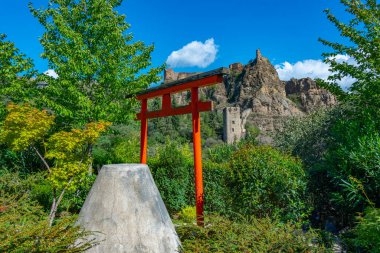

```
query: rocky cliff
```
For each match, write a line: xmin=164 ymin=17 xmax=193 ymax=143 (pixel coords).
xmin=164 ymin=50 xmax=336 ymax=143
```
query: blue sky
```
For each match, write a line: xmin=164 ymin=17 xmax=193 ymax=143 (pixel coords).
xmin=0 ymin=0 xmax=354 ymax=84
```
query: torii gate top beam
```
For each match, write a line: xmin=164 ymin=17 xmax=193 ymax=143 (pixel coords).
xmin=136 ymin=67 xmax=229 ymax=100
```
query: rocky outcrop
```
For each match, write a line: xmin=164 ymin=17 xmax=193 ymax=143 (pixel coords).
xmin=164 ymin=50 xmax=337 ymax=143
xmin=225 ymin=50 xmax=304 ymax=142
xmin=284 ymin=78 xmax=337 ymax=113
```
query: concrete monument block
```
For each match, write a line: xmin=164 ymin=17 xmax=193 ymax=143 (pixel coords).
xmin=77 ymin=164 xmax=181 ymax=253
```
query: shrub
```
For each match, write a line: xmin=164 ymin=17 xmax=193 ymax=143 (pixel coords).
xmin=149 ymin=141 xmax=193 ymax=213
xmin=176 ymin=215 xmax=329 ymax=253
xmin=274 ymin=105 xmax=380 ymax=228
xmin=229 ymin=145 xmax=308 ymax=221
xmin=177 ymin=206 xmax=196 ymax=224
xmin=205 ymin=143 xmax=238 ymax=164
xmin=0 ymin=171 xmax=94 ymax=214
xmin=93 ymin=124 xmax=140 ymax=171
xmin=0 ymin=195 xmax=96 ymax=252
xmin=344 ymin=208 xmax=380 ymax=253
xmin=203 ymin=160 xmax=232 ymax=215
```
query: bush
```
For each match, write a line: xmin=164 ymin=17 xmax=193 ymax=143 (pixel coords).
xmin=0 ymin=171 xmax=94 ymax=214
xmin=0 ymin=195 xmax=96 ymax=252
xmin=205 ymin=143 xmax=238 ymax=164
xmin=229 ymin=145 xmax=308 ymax=221
xmin=176 ymin=215 xmax=329 ymax=253
xmin=149 ymin=141 xmax=193 ymax=213
xmin=93 ymin=124 xmax=140 ymax=171
xmin=344 ymin=208 xmax=380 ymax=253
xmin=275 ymin=104 xmax=380 ymax=228
xmin=177 ymin=206 xmax=196 ymax=224
xmin=203 ymin=160 xmax=232 ymax=215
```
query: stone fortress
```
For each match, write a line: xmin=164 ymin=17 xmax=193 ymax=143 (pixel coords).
xmin=164 ymin=50 xmax=337 ymax=144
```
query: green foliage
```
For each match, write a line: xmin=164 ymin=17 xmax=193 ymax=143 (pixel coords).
xmin=93 ymin=123 xmax=142 ymax=170
xmin=275 ymin=103 xmax=380 ymax=227
xmin=0 ymin=103 xmax=55 ymax=151
xmin=319 ymin=0 xmax=380 ymax=111
xmin=60 ymin=173 xmax=96 ymax=213
xmin=0 ymin=170 xmax=47 ymax=199
xmin=229 ymin=145 xmax=308 ymax=221
xmin=324 ymin=114 xmax=379 ymax=210
xmin=29 ymin=0 xmax=163 ymax=126
xmin=150 ymin=141 xmax=193 ymax=213
xmin=316 ymin=3 xmax=380 ymax=227
xmin=0 ymin=195 xmax=96 ymax=252
xmin=275 ymin=109 xmax=332 ymax=165
xmin=205 ymin=142 xmax=237 ymax=164
xmin=244 ymin=125 xmax=260 ymax=144
xmin=177 ymin=206 xmax=196 ymax=224
xmin=0 ymin=34 xmax=37 ymax=118
xmin=203 ymin=160 xmax=231 ymax=215
xmin=45 ymin=120 xmax=111 ymax=191
xmin=176 ymin=215 xmax=329 ymax=253
xmin=0 ymin=104 xmax=110 ymax=224
xmin=0 ymin=169 xmax=93 ymax=215
xmin=348 ymin=208 xmax=380 ymax=253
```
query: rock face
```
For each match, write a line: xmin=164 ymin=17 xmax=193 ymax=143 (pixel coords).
xmin=284 ymin=78 xmax=337 ymax=113
xmin=77 ymin=164 xmax=181 ymax=253
xmin=164 ymin=50 xmax=336 ymax=143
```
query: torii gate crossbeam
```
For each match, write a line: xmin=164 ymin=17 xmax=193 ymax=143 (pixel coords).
xmin=135 ymin=67 xmax=228 ymax=226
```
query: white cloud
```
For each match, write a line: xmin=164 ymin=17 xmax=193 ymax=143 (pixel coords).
xmin=275 ymin=54 xmax=356 ymax=89
xmin=166 ymin=38 xmax=218 ymax=68
xmin=44 ymin=69 xmax=58 ymax=79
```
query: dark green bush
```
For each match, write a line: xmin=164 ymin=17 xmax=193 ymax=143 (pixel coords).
xmin=203 ymin=160 xmax=231 ymax=215
xmin=205 ymin=143 xmax=238 ymax=164
xmin=229 ymin=145 xmax=308 ymax=221
xmin=176 ymin=215 xmax=329 ymax=253
xmin=149 ymin=141 xmax=193 ymax=213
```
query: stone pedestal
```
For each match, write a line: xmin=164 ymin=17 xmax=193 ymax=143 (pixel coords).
xmin=77 ymin=164 xmax=181 ymax=253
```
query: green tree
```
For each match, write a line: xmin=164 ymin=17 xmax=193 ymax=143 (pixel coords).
xmin=0 ymin=34 xmax=36 ymax=117
xmin=318 ymin=0 xmax=380 ymax=110
xmin=0 ymin=104 xmax=110 ymax=225
xmin=319 ymin=0 xmax=380 ymax=208
xmin=277 ymin=1 xmax=380 ymax=228
xmin=29 ymin=0 xmax=163 ymax=126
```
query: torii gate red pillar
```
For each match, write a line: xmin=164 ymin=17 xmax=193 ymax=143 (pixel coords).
xmin=136 ymin=68 xmax=227 ymax=226
xmin=191 ymin=87 xmax=204 ymax=224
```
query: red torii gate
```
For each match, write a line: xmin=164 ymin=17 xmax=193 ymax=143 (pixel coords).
xmin=136 ymin=67 xmax=228 ymax=226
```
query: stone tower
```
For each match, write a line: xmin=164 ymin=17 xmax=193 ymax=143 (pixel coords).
xmin=223 ymin=107 xmax=242 ymax=144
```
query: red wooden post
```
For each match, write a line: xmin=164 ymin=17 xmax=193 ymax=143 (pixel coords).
xmin=140 ymin=99 xmax=148 ymax=164
xmin=191 ymin=87 xmax=204 ymax=226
